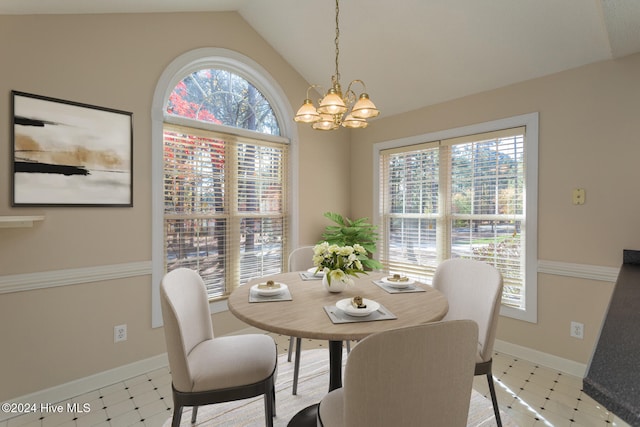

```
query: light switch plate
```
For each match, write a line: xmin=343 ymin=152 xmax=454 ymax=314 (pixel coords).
xmin=572 ymin=188 xmax=585 ymax=205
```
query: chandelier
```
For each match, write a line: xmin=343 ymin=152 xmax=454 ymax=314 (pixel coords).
xmin=294 ymin=0 xmax=380 ymax=130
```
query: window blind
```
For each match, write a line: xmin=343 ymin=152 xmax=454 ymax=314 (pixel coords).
xmin=163 ymin=123 xmax=288 ymax=299
xmin=379 ymin=127 xmax=527 ymax=309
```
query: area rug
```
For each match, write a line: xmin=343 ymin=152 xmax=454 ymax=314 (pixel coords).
xmin=162 ymin=348 xmax=516 ymax=426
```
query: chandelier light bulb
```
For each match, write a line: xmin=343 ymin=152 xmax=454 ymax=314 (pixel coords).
xmin=312 ymin=114 xmax=339 ymax=131
xmin=318 ymin=88 xmax=347 ymax=115
xmin=351 ymin=93 xmax=380 ymax=119
xmin=294 ymin=99 xmax=321 ymax=123
xmin=342 ymin=114 xmax=368 ymax=128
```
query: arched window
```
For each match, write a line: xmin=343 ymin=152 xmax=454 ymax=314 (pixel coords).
xmin=151 ymin=48 xmax=296 ymax=327
xmin=166 ymin=68 xmax=280 ymax=135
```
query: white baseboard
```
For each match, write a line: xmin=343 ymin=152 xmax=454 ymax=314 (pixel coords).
xmin=495 ymin=339 xmax=587 ymax=378
xmin=0 ymin=353 xmax=168 ymax=422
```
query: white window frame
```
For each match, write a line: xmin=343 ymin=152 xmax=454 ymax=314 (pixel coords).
xmin=373 ymin=113 xmax=538 ymax=323
xmin=150 ymin=48 xmax=298 ymax=328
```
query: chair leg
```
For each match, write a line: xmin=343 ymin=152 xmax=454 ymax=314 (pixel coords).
xmin=171 ymin=405 xmax=182 ymax=427
xmin=486 ymin=372 xmax=502 ymax=427
xmin=272 ymin=381 xmax=277 ymax=417
xmin=264 ymin=387 xmax=274 ymax=427
xmin=190 ymin=406 xmax=198 ymax=424
xmin=287 ymin=336 xmax=294 ymax=362
xmin=292 ymin=337 xmax=302 ymax=395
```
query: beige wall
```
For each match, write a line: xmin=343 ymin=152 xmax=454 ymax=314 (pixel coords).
xmin=351 ymin=52 xmax=640 ymax=364
xmin=0 ymin=12 xmax=348 ymax=401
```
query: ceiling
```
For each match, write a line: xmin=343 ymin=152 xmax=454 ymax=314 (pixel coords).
xmin=2 ymin=0 xmax=640 ymax=118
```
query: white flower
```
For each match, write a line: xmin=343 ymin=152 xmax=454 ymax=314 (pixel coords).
xmin=329 ymin=269 xmax=346 ymax=282
xmin=312 ymin=241 xmax=367 ymax=286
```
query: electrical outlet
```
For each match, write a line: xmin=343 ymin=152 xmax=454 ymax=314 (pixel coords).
xmin=572 ymin=188 xmax=586 ymax=205
xmin=114 ymin=324 xmax=127 ymax=343
xmin=570 ymin=321 xmax=584 ymax=339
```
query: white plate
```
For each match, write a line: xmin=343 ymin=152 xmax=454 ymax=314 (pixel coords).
xmin=381 ymin=276 xmax=415 ymax=288
xmin=307 ymin=267 xmax=325 ymax=276
xmin=336 ymin=298 xmax=380 ymax=317
xmin=251 ymin=283 xmax=287 ymax=296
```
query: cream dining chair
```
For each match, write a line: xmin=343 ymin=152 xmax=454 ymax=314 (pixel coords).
xmin=287 ymin=246 xmax=352 ymax=395
xmin=160 ymin=268 xmax=277 ymax=427
xmin=432 ymin=258 xmax=504 ymax=427
xmin=287 ymin=246 xmax=315 ymax=395
xmin=317 ymin=320 xmax=479 ymax=427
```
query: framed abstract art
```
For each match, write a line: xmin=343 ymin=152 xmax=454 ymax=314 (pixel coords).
xmin=11 ymin=91 xmax=133 ymax=207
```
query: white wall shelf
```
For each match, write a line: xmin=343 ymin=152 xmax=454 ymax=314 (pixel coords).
xmin=0 ymin=216 xmax=45 ymax=228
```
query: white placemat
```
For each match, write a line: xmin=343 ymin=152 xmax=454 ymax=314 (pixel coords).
xmin=372 ymin=279 xmax=427 ymax=294
xmin=299 ymin=272 xmax=323 ymax=281
xmin=249 ymin=286 xmax=293 ymax=303
xmin=323 ymin=304 xmax=397 ymax=323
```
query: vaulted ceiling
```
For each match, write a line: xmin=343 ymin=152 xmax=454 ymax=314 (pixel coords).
xmin=2 ymin=0 xmax=639 ymax=118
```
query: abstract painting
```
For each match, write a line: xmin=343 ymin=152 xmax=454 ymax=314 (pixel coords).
xmin=11 ymin=91 xmax=133 ymax=206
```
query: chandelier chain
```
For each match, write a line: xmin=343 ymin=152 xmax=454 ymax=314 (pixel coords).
xmin=334 ymin=0 xmax=340 ymax=85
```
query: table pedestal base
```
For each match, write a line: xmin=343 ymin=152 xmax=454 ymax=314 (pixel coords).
xmin=287 ymin=404 xmax=318 ymax=427
xmin=287 ymin=340 xmax=343 ymax=426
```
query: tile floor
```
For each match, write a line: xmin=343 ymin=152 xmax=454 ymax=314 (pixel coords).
xmin=1 ymin=333 xmax=631 ymax=427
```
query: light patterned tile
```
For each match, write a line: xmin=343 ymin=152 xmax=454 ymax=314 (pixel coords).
xmin=6 ymin=416 xmax=42 ymax=427
xmin=143 ymin=411 xmax=170 ymax=427
xmin=503 ymin=406 xmax=538 ymax=427
xmin=569 ymin=409 xmax=612 ymax=427
xmin=132 ymin=390 xmax=162 ymax=409
xmin=5 ymin=340 xmax=613 ymax=427
xmin=576 ymin=395 xmax=614 ymax=421
xmin=137 ymin=400 xmax=168 ymax=421
xmin=124 ymin=375 xmax=149 ymax=388
xmin=126 ymin=380 xmax=156 ymax=398
xmin=555 ymin=372 xmax=583 ymax=390
xmin=534 ymin=408 xmax=573 ymax=427
xmin=74 ymin=409 xmax=108 ymax=427
xmin=521 ymin=380 xmax=554 ymax=401
xmin=527 ymin=370 xmax=559 ymax=391
xmin=517 ymin=389 xmax=548 ymax=412
xmin=100 ymin=389 xmax=129 ymax=408
xmin=541 ymin=397 xmax=576 ymax=420
xmin=612 ymin=415 xmax=633 ymax=427
xmin=6 ymin=411 xmax=42 ymax=427
xmin=108 ymin=409 xmax=141 ymax=426
xmin=104 ymin=398 xmax=135 ymax=419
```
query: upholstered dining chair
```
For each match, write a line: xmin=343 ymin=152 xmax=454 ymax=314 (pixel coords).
xmin=317 ymin=320 xmax=479 ymax=427
xmin=287 ymin=246 xmax=315 ymax=395
xmin=432 ymin=258 xmax=505 ymax=427
xmin=287 ymin=246 xmax=353 ymax=395
xmin=160 ymin=268 xmax=277 ymax=427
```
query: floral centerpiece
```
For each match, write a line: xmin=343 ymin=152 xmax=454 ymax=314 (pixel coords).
xmin=312 ymin=241 xmax=368 ymax=287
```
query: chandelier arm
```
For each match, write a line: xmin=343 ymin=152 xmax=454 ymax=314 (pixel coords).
xmin=346 ymin=79 xmax=367 ymax=94
xmin=306 ymin=84 xmax=325 ymax=104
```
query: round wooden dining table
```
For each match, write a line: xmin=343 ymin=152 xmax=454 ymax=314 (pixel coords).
xmin=228 ymin=270 xmax=448 ymax=426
